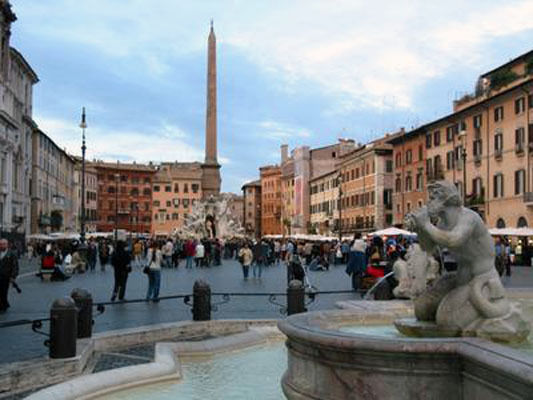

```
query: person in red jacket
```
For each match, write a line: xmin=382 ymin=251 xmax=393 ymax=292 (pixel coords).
xmin=184 ymin=239 xmax=196 ymax=269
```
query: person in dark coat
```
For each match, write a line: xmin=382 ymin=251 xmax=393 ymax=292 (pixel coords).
xmin=346 ymin=233 xmax=367 ymax=291
xmin=0 ymin=239 xmax=19 ymax=313
xmin=110 ymin=241 xmax=131 ymax=301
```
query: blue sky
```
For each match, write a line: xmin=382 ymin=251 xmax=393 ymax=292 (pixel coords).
xmin=10 ymin=0 xmax=533 ymax=193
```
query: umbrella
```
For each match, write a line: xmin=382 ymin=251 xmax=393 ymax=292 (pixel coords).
xmin=368 ymin=227 xmax=416 ymax=237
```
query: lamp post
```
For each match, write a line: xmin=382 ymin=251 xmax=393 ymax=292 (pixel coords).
xmin=79 ymin=108 xmax=87 ymax=245
xmin=337 ymin=172 xmax=343 ymax=242
xmin=114 ymin=173 xmax=120 ymax=243
xmin=458 ymin=130 xmax=467 ymax=206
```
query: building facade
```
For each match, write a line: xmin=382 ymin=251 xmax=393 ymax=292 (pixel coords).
xmin=0 ymin=2 xmax=39 ymax=236
xmin=93 ymin=162 xmax=155 ymax=234
xmin=309 ymin=169 xmax=340 ymax=236
xmin=72 ymin=160 xmax=98 ymax=233
xmin=337 ymin=140 xmax=394 ymax=234
xmin=423 ymin=51 xmax=533 ymax=228
xmin=151 ymin=162 xmax=203 ymax=236
xmin=260 ymin=165 xmax=282 ymax=236
xmin=390 ymin=129 xmax=427 ymax=225
xmin=242 ymin=180 xmax=261 ymax=238
xmin=30 ymin=129 xmax=76 ymax=234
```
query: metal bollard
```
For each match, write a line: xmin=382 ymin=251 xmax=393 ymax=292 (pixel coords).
xmin=287 ymin=280 xmax=306 ymax=315
xmin=192 ymin=280 xmax=211 ymax=321
xmin=71 ymin=288 xmax=93 ymax=339
xmin=49 ymin=297 xmax=78 ymax=359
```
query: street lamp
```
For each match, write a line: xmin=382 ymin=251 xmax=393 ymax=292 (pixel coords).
xmin=79 ymin=107 xmax=87 ymax=245
xmin=337 ymin=172 xmax=343 ymax=242
xmin=458 ymin=130 xmax=467 ymax=206
xmin=114 ymin=173 xmax=120 ymax=243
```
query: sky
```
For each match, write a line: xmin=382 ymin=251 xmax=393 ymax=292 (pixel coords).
xmin=9 ymin=0 xmax=533 ymax=193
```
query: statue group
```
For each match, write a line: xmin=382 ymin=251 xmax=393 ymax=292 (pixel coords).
xmin=395 ymin=180 xmax=530 ymax=343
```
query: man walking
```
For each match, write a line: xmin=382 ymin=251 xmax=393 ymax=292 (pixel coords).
xmin=0 ymin=239 xmax=19 ymax=313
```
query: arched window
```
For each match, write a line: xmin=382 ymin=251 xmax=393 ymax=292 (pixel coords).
xmin=143 ymin=188 xmax=151 ymax=196
xmin=517 ymin=217 xmax=528 ymax=228
xmin=395 ymin=178 xmax=402 ymax=193
xmin=107 ymin=186 xmax=115 ymax=194
xmin=496 ymin=218 xmax=506 ymax=228
xmin=130 ymin=188 xmax=139 ymax=196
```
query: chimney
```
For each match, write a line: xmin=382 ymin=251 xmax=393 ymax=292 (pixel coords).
xmin=281 ymin=144 xmax=288 ymax=164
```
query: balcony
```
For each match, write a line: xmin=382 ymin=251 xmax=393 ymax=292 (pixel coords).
xmin=515 ymin=143 xmax=525 ymax=156
xmin=523 ymin=192 xmax=533 ymax=206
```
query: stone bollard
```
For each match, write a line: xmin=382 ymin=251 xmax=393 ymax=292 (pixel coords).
xmin=192 ymin=280 xmax=211 ymax=321
xmin=71 ymin=288 xmax=93 ymax=339
xmin=287 ymin=280 xmax=306 ymax=316
xmin=49 ymin=297 xmax=78 ymax=359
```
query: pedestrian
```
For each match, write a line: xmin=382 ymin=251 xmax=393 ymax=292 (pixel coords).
xmin=238 ymin=242 xmax=253 ymax=279
xmin=162 ymin=239 xmax=173 ymax=268
xmin=184 ymin=238 xmax=195 ymax=269
xmin=346 ymin=233 xmax=367 ymax=291
xmin=195 ymin=241 xmax=205 ymax=267
xmin=99 ymin=240 xmax=109 ymax=271
xmin=145 ymin=242 xmax=162 ymax=302
xmin=87 ymin=240 xmax=97 ymax=271
xmin=111 ymin=241 xmax=132 ymax=301
xmin=0 ymin=239 xmax=19 ymax=314
xmin=132 ymin=239 xmax=143 ymax=268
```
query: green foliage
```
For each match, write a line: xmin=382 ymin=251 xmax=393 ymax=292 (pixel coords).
xmin=489 ymin=69 xmax=519 ymax=90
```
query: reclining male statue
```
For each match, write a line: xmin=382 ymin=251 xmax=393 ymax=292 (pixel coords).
xmin=404 ymin=180 xmax=529 ymax=342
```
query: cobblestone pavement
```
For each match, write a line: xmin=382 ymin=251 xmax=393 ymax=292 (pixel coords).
xmin=0 ymin=259 xmax=531 ymax=365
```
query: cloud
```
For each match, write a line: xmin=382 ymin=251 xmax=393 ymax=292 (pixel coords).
xmin=257 ymin=120 xmax=311 ymax=140
xmin=35 ymin=116 xmax=205 ymax=164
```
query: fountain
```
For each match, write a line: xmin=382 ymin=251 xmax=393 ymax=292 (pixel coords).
xmin=175 ymin=194 xmax=244 ymax=239
xmin=278 ymin=181 xmax=533 ymax=399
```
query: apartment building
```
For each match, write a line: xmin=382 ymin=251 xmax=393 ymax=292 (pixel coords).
xmin=242 ymin=179 xmax=261 ymax=238
xmin=151 ymin=162 xmax=203 ymax=236
xmin=260 ymin=165 xmax=282 ymax=236
xmin=94 ymin=161 xmax=155 ymax=234
xmin=337 ymin=140 xmax=394 ymax=234
xmin=389 ymin=129 xmax=427 ymax=225
xmin=309 ymin=169 xmax=340 ymax=236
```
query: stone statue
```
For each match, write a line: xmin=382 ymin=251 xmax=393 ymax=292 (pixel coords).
xmin=399 ymin=180 xmax=529 ymax=343
xmin=393 ymin=243 xmax=440 ymax=299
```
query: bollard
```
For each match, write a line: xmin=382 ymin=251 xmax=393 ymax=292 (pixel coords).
xmin=192 ymin=280 xmax=211 ymax=321
xmin=287 ymin=280 xmax=306 ymax=315
xmin=49 ymin=297 xmax=78 ymax=359
xmin=71 ymin=288 xmax=93 ymax=339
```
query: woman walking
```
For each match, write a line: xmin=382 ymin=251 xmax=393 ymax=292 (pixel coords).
xmin=111 ymin=241 xmax=131 ymax=301
xmin=238 ymin=242 xmax=253 ymax=279
xmin=145 ymin=242 xmax=162 ymax=302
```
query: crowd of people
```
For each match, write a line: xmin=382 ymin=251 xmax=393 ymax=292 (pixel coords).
xmin=0 ymin=231 xmax=527 ymax=315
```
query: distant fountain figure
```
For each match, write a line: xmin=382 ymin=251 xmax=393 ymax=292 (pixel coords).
xmin=176 ymin=194 xmax=244 ymax=239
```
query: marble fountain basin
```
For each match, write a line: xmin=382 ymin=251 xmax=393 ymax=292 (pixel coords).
xmin=278 ymin=301 xmax=533 ymax=400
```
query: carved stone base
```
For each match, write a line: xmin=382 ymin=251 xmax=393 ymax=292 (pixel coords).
xmin=394 ymin=318 xmax=461 ymax=338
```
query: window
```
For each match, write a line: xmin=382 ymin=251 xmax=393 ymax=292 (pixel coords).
xmin=416 ymin=172 xmax=423 ymax=191
xmin=473 ymin=139 xmax=483 ymax=158
xmin=515 ymin=169 xmax=525 ymax=195
xmin=405 ymin=175 xmax=412 ymax=192
xmin=418 ymin=145 xmax=423 ymax=162
xmin=108 ymin=201 xmax=114 ymax=210
xmin=515 ymin=127 xmax=525 ymax=152
xmin=183 ymin=199 xmax=190 ymax=208
xmin=172 ymin=213 xmax=179 ymax=220
xmin=494 ymin=106 xmax=504 ymax=122
xmin=143 ymin=188 xmax=151 ymax=196
xmin=425 ymin=133 xmax=432 ymax=149
xmin=493 ymin=174 xmax=504 ymax=198
xmin=454 ymin=146 xmax=463 ymax=169
xmin=395 ymin=153 xmax=402 ymax=168
xmin=473 ymin=177 xmax=483 ymax=197
xmin=130 ymin=188 xmax=139 ymax=196
xmin=173 ymin=198 xmax=180 ymax=207
xmin=434 ymin=155 xmax=442 ymax=176
xmin=153 ymin=200 xmax=160 ymax=207
xmin=494 ymin=133 xmax=503 ymax=154
xmin=529 ymin=94 xmax=533 ymax=109
xmin=386 ymin=160 xmax=393 ymax=173
xmin=446 ymin=126 xmax=455 ymax=142
xmin=184 ymin=184 xmax=189 ymax=193
xmin=174 ymin=183 xmax=179 ymax=193
xmin=515 ymin=97 xmax=525 ymax=114
xmin=166 ymin=200 xmax=171 ymax=207
xmin=144 ymin=177 xmax=150 ymax=184
xmin=107 ymin=186 xmax=115 ymax=194
xmin=446 ymin=151 xmax=455 ymax=170
xmin=433 ymin=130 xmax=441 ymax=147
xmin=395 ymin=177 xmax=401 ymax=193
xmin=153 ymin=185 xmax=160 ymax=192
xmin=165 ymin=185 xmax=171 ymax=192
xmin=473 ymin=114 xmax=482 ymax=129
xmin=192 ymin=184 xmax=199 ymax=193
xmin=405 ymin=150 xmax=412 ymax=164
xmin=425 ymin=159 xmax=433 ymax=177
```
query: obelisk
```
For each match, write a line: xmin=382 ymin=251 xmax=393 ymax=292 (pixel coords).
xmin=201 ymin=20 xmax=221 ymax=199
